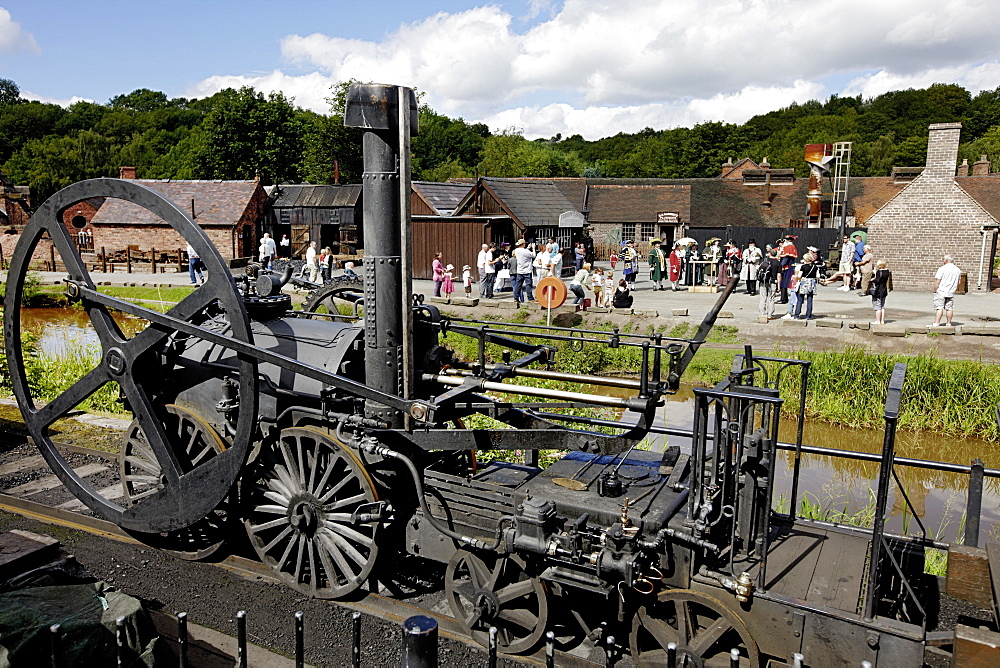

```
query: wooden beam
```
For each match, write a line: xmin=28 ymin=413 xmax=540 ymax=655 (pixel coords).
xmin=947 ymin=545 xmax=993 ymax=609
xmin=954 ymin=624 xmax=1000 ymax=667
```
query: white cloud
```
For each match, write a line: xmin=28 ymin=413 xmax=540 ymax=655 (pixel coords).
xmin=0 ymin=7 xmax=39 ymax=55
xmin=19 ymin=90 xmax=92 ymax=107
xmin=186 ymin=0 xmax=1000 ymax=139
xmin=483 ymin=80 xmax=827 ymax=139
xmin=842 ymin=61 xmax=1000 ymax=100
xmin=186 ymin=70 xmax=336 ymax=112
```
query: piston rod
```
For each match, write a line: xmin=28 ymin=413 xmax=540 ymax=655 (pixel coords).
xmin=425 ymin=373 xmax=646 ymax=409
xmin=445 ymin=366 xmax=643 ymax=389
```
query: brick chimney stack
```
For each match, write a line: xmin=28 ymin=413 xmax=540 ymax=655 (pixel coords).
xmin=923 ymin=122 xmax=962 ymax=182
xmin=972 ymin=154 xmax=991 ymax=176
xmin=957 ymin=158 xmax=969 ymax=177
xmin=721 ymin=157 xmax=734 ymax=175
xmin=119 ymin=166 xmax=137 ymax=179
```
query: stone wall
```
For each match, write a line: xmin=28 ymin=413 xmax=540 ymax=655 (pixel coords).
xmin=866 ymin=122 xmax=997 ymax=291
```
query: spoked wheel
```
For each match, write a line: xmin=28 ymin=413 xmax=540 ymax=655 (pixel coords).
xmin=243 ymin=427 xmax=381 ymax=598
xmin=301 ymin=285 xmax=364 ymax=318
xmin=445 ymin=549 xmax=549 ymax=654
xmin=630 ymin=589 xmax=760 ymax=667
xmin=2 ymin=178 xmax=258 ymax=533
xmin=120 ymin=405 xmax=233 ymax=560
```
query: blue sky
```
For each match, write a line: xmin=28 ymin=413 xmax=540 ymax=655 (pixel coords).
xmin=3 ymin=1 xmax=1000 ymax=140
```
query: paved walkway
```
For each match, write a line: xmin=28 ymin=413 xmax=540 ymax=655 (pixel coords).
xmin=9 ymin=268 xmax=999 ymax=335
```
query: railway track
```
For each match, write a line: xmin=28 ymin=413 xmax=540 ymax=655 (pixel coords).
xmin=0 ymin=435 xmax=614 ymax=667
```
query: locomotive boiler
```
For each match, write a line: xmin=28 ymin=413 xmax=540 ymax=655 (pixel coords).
xmin=3 ymin=84 xmax=937 ymax=666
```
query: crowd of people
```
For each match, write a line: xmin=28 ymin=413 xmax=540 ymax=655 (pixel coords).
xmin=439 ymin=232 xmax=971 ymax=326
xmin=272 ymin=231 xmax=963 ymax=328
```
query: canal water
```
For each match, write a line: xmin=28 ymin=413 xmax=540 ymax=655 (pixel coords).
xmin=15 ymin=308 xmax=1000 ymax=546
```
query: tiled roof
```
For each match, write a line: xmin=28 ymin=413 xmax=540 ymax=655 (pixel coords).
xmin=480 ymin=178 xmax=577 ymax=227
xmin=955 ymin=176 xmax=1000 ymax=222
xmin=412 ymin=181 xmax=473 ymax=216
xmin=271 ymin=184 xmax=361 ymax=208
xmin=91 ymin=180 xmax=262 ymax=227
xmin=587 ymin=184 xmax=691 ymax=223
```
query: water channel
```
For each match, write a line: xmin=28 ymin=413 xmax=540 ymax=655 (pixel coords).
xmin=15 ymin=307 xmax=1000 ymax=547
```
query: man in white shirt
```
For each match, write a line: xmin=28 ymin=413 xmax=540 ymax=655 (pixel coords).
xmin=477 ymin=243 xmax=495 ymax=299
xmin=305 ymin=241 xmax=319 ymax=282
xmin=931 ymin=255 xmax=962 ymax=326
xmin=260 ymin=233 xmax=277 ymax=269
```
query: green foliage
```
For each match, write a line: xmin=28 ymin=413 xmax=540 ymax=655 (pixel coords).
xmin=196 ymin=87 xmax=307 ymax=184
xmin=6 ymin=75 xmax=1000 ymax=209
xmin=479 ymin=128 xmax=584 ymax=177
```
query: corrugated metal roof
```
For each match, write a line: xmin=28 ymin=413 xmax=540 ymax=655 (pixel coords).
xmin=90 ymin=179 xmax=263 ymax=227
xmin=271 ymin=184 xmax=362 ymax=208
xmin=481 ymin=178 xmax=578 ymax=227
xmin=412 ymin=181 xmax=472 ymax=216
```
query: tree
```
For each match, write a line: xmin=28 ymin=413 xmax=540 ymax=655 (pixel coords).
xmin=412 ymin=107 xmax=489 ymax=180
xmin=109 ymin=88 xmax=169 ymax=112
xmin=478 ymin=128 xmax=582 ymax=177
xmin=0 ymin=78 xmax=21 ymax=105
xmin=195 ymin=87 xmax=306 ymax=184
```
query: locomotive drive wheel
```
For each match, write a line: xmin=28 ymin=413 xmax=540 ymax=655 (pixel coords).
xmin=243 ymin=427 xmax=381 ymax=598
xmin=630 ymin=589 xmax=760 ymax=667
xmin=445 ymin=549 xmax=549 ymax=654
xmin=120 ymin=405 xmax=233 ymax=560
xmin=2 ymin=178 xmax=258 ymax=533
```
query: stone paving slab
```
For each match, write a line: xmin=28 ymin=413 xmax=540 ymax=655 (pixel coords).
xmin=958 ymin=323 xmax=1000 ymax=336
xmin=872 ymin=324 xmax=907 ymax=337
xmin=816 ymin=319 xmax=843 ymax=328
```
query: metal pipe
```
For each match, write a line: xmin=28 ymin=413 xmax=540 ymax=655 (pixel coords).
xmin=295 ymin=611 xmax=304 ymax=668
xmin=116 ymin=616 xmax=127 ymax=667
xmin=426 ymin=374 xmax=638 ymax=409
xmin=864 ymin=362 xmax=906 ymax=621
xmin=177 ymin=612 xmax=188 ymax=668
xmin=345 ymin=83 xmax=409 ymax=428
xmin=236 ymin=610 xmax=247 ymax=668
xmin=401 ymin=615 xmax=438 ymax=668
xmin=352 ymin=612 xmax=362 ymax=668
xmin=966 ymin=458 xmax=985 ymax=547
xmin=787 ymin=360 xmax=810 ymax=519
xmin=667 ymin=642 xmax=677 ymax=668
xmin=462 ymin=365 xmax=644 ymax=389
xmin=49 ymin=623 xmax=61 ymax=668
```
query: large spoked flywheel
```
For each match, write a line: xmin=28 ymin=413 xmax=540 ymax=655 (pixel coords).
xmin=2 ymin=178 xmax=258 ymax=533
xmin=243 ymin=427 xmax=381 ymax=598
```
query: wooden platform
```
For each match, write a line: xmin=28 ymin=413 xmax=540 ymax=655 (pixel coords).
xmin=761 ymin=523 xmax=871 ymax=613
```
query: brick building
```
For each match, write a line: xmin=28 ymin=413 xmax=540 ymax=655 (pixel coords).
xmin=0 ymin=169 xmax=30 ymax=229
xmin=84 ymin=167 xmax=267 ymax=262
xmin=866 ymin=123 xmax=1000 ymax=291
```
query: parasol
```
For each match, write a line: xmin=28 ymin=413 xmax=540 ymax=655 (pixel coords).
xmin=675 ymin=237 xmax=697 ymax=246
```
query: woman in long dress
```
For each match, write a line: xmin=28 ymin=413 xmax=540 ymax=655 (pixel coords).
xmin=668 ymin=243 xmax=683 ymax=291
